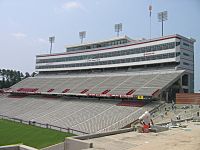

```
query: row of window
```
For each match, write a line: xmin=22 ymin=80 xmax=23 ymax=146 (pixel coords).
xmin=182 ymin=41 xmax=194 ymax=49
xmin=37 ymin=42 xmax=180 ymax=64
xmin=36 ymin=52 xmax=179 ymax=70
xmin=67 ymin=39 xmax=128 ymax=52
xmin=183 ymin=52 xmax=190 ymax=57
xmin=183 ymin=62 xmax=190 ymax=66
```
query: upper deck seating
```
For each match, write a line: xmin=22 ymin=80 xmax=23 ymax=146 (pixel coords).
xmin=8 ymin=70 xmax=184 ymax=98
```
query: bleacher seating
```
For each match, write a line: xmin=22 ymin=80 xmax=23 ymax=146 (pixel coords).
xmin=8 ymin=70 xmax=184 ymax=98
xmin=0 ymin=69 xmax=185 ymax=134
xmin=0 ymin=95 xmax=160 ymax=134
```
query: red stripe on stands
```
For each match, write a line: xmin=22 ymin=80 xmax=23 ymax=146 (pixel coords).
xmin=152 ymin=89 xmax=160 ymax=96
xmin=47 ymin=89 xmax=54 ymax=92
xmin=80 ymin=89 xmax=89 ymax=94
xmin=62 ymin=89 xmax=70 ymax=93
xmin=126 ymin=89 xmax=135 ymax=95
xmin=101 ymin=89 xmax=111 ymax=94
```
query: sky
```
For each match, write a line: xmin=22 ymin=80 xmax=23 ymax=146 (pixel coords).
xmin=0 ymin=0 xmax=199 ymax=91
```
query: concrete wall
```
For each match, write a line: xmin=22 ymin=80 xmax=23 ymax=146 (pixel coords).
xmin=0 ymin=146 xmax=19 ymax=150
xmin=74 ymin=127 xmax=134 ymax=140
xmin=0 ymin=145 xmax=37 ymax=150
xmin=41 ymin=142 xmax=64 ymax=150
xmin=64 ymin=128 xmax=135 ymax=150
xmin=65 ymin=138 xmax=93 ymax=150
xmin=176 ymin=93 xmax=200 ymax=104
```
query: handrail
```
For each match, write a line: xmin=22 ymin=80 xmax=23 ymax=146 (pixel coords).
xmin=0 ymin=114 xmax=88 ymax=135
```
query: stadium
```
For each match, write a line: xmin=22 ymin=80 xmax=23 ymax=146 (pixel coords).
xmin=0 ymin=33 xmax=199 ymax=149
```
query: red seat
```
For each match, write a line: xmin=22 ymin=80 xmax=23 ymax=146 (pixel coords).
xmin=101 ymin=89 xmax=110 ymax=94
xmin=116 ymin=101 xmax=145 ymax=107
xmin=47 ymin=89 xmax=54 ymax=92
xmin=80 ymin=89 xmax=89 ymax=94
xmin=17 ymin=88 xmax=38 ymax=92
xmin=62 ymin=89 xmax=70 ymax=93
xmin=152 ymin=89 xmax=159 ymax=96
xmin=126 ymin=89 xmax=135 ymax=95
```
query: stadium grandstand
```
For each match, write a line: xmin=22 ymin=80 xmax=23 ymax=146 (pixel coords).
xmin=1 ymin=34 xmax=196 ymax=134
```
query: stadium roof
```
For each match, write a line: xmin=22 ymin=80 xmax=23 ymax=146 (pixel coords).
xmin=65 ymin=35 xmax=133 ymax=49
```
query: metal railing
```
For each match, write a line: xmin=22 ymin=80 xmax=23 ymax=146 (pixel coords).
xmin=0 ymin=114 xmax=88 ymax=135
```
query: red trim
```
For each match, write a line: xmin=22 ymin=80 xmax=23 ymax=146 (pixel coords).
xmin=62 ymin=89 xmax=70 ymax=93
xmin=126 ymin=89 xmax=135 ymax=95
xmin=47 ymin=89 xmax=54 ymax=92
xmin=152 ymin=89 xmax=160 ymax=96
xmin=37 ymin=36 xmax=181 ymax=58
xmin=80 ymin=89 xmax=89 ymax=94
xmin=101 ymin=89 xmax=111 ymax=94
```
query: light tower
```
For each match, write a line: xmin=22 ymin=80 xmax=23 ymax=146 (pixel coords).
xmin=149 ymin=5 xmax=152 ymax=39
xmin=158 ymin=11 xmax=168 ymax=36
xmin=49 ymin=36 xmax=55 ymax=54
xmin=115 ymin=23 xmax=122 ymax=37
xmin=79 ymin=31 xmax=86 ymax=44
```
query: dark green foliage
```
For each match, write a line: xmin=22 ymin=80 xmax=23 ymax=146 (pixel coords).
xmin=0 ymin=69 xmax=27 ymax=89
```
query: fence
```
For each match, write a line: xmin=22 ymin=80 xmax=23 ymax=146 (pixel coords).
xmin=0 ymin=114 xmax=88 ymax=135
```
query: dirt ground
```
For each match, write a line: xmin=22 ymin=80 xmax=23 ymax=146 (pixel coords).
xmin=87 ymin=121 xmax=200 ymax=150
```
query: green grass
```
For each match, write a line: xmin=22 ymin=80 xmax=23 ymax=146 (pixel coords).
xmin=0 ymin=119 xmax=75 ymax=149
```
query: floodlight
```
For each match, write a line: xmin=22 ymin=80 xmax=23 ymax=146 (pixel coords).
xmin=49 ymin=36 xmax=55 ymax=54
xmin=158 ymin=11 xmax=168 ymax=36
xmin=158 ymin=11 xmax=168 ymax=22
xmin=79 ymin=31 xmax=86 ymax=43
xmin=115 ymin=23 xmax=122 ymax=37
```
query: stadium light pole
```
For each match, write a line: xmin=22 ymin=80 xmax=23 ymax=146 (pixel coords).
xmin=49 ymin=36 xmax=55 ymax=54
xmin=79 ymin=31 xmax=86 ymax=44
xmin=158 ymin=11 xmax=168 ymax=36
xmin=115 ymin=23 xmax=122 ymax=37
xmin=149 ymin=5 xmax=152 ymax=40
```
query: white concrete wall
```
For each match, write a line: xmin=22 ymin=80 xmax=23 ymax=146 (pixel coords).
xmin=65 ymin=138 xmax=93 ymax=150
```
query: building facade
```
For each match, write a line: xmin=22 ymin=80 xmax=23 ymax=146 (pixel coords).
xmin=35 ymin=34 xmax=195 ymax=92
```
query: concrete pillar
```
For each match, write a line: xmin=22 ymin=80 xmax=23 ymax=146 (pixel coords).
xmin=166 ymin=92 xmax=168 ymax=103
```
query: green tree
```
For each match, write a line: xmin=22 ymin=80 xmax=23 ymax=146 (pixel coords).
xmin=0 ymin=69 xmax=29 ymax=89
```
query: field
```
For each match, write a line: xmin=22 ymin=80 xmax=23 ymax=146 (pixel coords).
xmin=0 ymin=119 xmax=74 ymax=149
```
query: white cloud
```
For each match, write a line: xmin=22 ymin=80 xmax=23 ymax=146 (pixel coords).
xmin=11 ymin=32 xmax=27 ymax=39
xmin=62 ymin=1 xmax=84 ymax=10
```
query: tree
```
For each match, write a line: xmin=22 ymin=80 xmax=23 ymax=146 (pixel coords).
xmin=0 ymin=69 xmax=28 ymax=89
xmin=31 ymin=72 xmax=37 ymax=77
xmin=25 ymin=72 xmax=30 ymax=78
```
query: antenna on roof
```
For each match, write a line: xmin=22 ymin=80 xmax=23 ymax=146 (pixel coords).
xmin=115 ymin=23 xmax=122 ymax=37
xmin=49 ymin=36 xmax=55 ymax=54
xmin=158 ymin=11 xmax=168 ymax=36
xmin=149 ymin=4 xmax=152 ymax=40
xmin=79 ymin=31 xmax=86 ymax=44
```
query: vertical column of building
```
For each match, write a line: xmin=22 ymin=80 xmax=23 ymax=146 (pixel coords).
xmin=178 ymin=36 xmax=195 ymax=92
